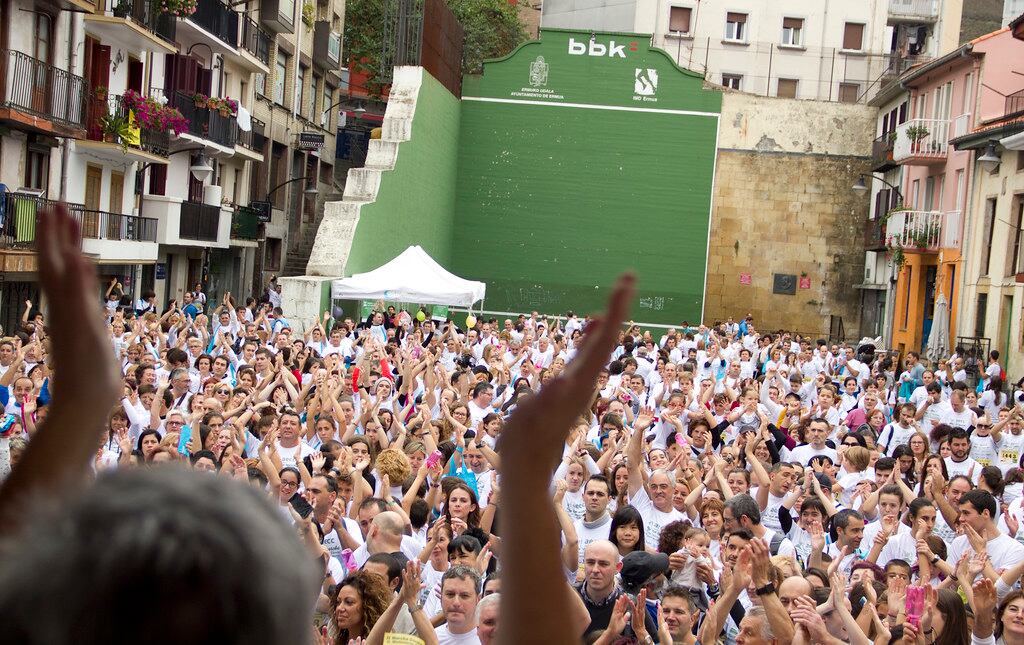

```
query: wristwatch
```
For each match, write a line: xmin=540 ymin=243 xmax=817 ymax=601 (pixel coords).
xmin=930 ymin=555 xmax=940 ymax=565
xmin=754 ymin=582 xmax=777 ymax=596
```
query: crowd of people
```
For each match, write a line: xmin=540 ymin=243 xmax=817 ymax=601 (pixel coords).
xmin=3 ymin=206 xmax=1024 ymax=645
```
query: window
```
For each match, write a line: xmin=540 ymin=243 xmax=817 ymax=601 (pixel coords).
xmin=1018 ymin=151 xmax=1024 ymax=172
xmin=255 ymin=72 xmax=267 ymax=97
xmin=265 ymin=237 xmax=282 ymax=271
xmin=273 ymin=51 xmax=288 ymax=106
xmin=669 ymin=6 xmax=692 ymax=35
xmin=1010 ymin=197 xmax=1023 ymax=275
xmin=924 ymin=176 xmax=935 ymax=211
xmin=721 ymin=74 xmax=742 ymax=90
xmin=838 ymin=83 xmax=859 ymax=103
xmin=842 ymin=22 xmax=864 ymax=51
xmin=777 ymin=78 xmax=798 ymax=99
xmin=781 ymin=17 xmax=803 ymax=46
xmin=963 ymin=72 xmax=973 ymax=115
xmin=975 ymin=293 xmax=988 ymax=336
xmin=25 ymin=145 xmax=49 ymax=193
xmin=295 ymin=64 xmax=307 ymax=116
xmin=982 ymin=197 xmax=997 ymax=276
xmin=725 ymin=12 xmax=747 ymax=41
xmin=322 ymin=85 xmax=334 ymax=128
xmin=34 ymin=14 xmax=52 ymax=63
xmin=279 ymin=0 xmax=295 ymax=22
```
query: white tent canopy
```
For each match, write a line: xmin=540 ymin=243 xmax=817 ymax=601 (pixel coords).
xmin=331 ymin=246 xmax=486 ymax=307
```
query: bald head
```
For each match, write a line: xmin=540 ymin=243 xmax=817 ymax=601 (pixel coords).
xmin=584 ymin=539 xmax=617 ymax=561
xmin=779 ymin=576 xmax=812 ymax=610
xmin=372 ymin=511 xmax=405 ymax=537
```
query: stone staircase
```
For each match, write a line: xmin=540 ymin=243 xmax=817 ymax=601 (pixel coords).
xmin=281 ymin=193 xmax=343 ymax=277
xmin=304 ymin=66 xmax=421 ymax=278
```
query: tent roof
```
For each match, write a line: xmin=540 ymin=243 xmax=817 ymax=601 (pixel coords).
xmin=331 ymin=246 xmax=486 ymax=307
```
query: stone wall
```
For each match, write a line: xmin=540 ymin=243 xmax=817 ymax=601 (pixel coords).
xmin=703 ymin=92 xmax=875 ymax=336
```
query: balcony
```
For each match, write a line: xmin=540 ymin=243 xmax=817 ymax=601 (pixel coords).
xmin=231 ymin=205 xmax=260 ymax=241
xmin=893 ymin=118 xmax=949 ymax=165
xmin=886 ymin=210 xmax=943 ymax=252
xmin=1007 ymin=90 xmax=1024 ymax=119
xmin=259 ymin=0 xmax=295 ymax=34
xmin=952 ymin=113 xmax=971 ymax=138
xmin=239 ymin=16 xmax=272 ymax=72
xmin=168 ymin=91 xmax=237 ymax=151
xmin=871 ymin=133 xmax=897 ymax=172
xmin=80 ymin=91 xmax=171 ymax=164
xmin=86 ymin=0 xmax=178 ymax=53
xmin=0 ymin=50 xmax=88 ymax=137
xmin=180 ymin=201 xmax=221 ymax=241
xmin=183 ymin=0 xmax=238 ymax=48
xmin=1 ymin=193 xmax=158 ymax=256
xmin=313 ymin=21 xmax=342 ymax=70
xmin=888 ymin=0 xmax=938 ymax=22
xmin=941 ymin=210 xmax=961 ymax=250
xmin=864 ymin=217 xmax=888 ymax=251
xmin=234 ymin=117 xmax=265 ymax=162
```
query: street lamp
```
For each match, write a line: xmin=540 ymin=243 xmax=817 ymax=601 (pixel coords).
xmin=189 ymin=153 xmax=214 ymax=183
xmin=265 ymin=175 xmax=318 ymax=202
xmin=852 ymin=173 xmax=903 ymax=203
xmin=978 ymin=141 xmax=1001 ymax=172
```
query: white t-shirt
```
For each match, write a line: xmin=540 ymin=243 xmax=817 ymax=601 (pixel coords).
xmin=999 ymin=432 xmax=1024 ymax=473
xmin=629 ymin=488 xmax=686 ymax=551
xmin=435 ymin=625 xmax=481 ymax=645
xmin=879 ymin=422 xmax=916 ymax=456
xmin=945 ymin=456 xmax=982 ymax=484
xmin=941 ymin=406 xmax=977 ymax=432
xmin=275 ymin=441 xmax=316 ymax=468
xmin=352 ymin=535 xmax=423 ymax=567
xmin=785 ymin=444 xmax=838 ymax=467
xmin=969 ymin=434 xmax=1000 ymax=468
xmin=946 ymin=532 xmax=1024 ymax=578
xmin=573 ymin=514 xmax=613 ymax=568
xmin=877 ymin=531 xmax=920 ymax=567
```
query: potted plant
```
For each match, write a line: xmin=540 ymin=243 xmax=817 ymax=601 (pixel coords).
xmin=193 ymin=92 xmax=208 ymax=108
xmin=100 ymin=114 xmax=133 ymax=152
xmin=113 ymin=0 xmax=132 ymax=18
xmin=906 ymin=125 xmax=929 ymax=153
xmin=302 ymin=2 xmax=314 ymax=25
xmin=94 ymin=85 xmax=109 ymax=100
xmin=158 ymin=0 xmax=197 ymax=16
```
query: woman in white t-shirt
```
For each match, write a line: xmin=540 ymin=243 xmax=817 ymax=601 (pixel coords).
xmin=979 ymin=378 xmax=1008 ymax=423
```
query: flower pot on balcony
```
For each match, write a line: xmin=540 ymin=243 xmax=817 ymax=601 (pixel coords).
xmin=218 ymin=106 xmax=231 ymax=117
xmin=1016 ymin=272 xmax=1024 ymax=284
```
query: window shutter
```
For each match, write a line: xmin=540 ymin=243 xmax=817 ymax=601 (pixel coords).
xmin=727 ymin=12 xmax=746 ymax=23
xmin=839 ymin=83 xmax=860 ymax=103
xmin=783 ymin=17 xmax=802 ymax=29
xmin=669 ymin=7 xmax=692 ymax=33
xmin=150 ymin=165 xmax=167 ymax=196
xmin=843 ymin=23 xmax=864 ymax=50
xmin=777 ymin=79 xmax=797 ymax=99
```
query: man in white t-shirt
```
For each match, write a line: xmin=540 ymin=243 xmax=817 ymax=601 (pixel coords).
xmin=944 ymin=428 xmax=982 ymax=484
xmin=570 ymin=476 xmax=614 ymax=569
xmin=941 ymin=390 xmax=978 ymax=433
xmin=786 ymin=419 xmax=838 ymax=466
xmin=872 ymin=498 xmax=936 ymax=567
xmin=754 ymin=463 xmax=797 ymax=534
xmin=626 ymin=414 xmax=685 ymax=549
xmin=947 ymin=489 xmax=1024 ymax=582
xmin=878 ymin=403 xmax=918 ymax=457
xmin=466 ymin=383 xmax=495 ymax=427
xmin=435 ymin=566 xmax=482 ymax=645
xmin=274 ymin=410 xmax=316 ymax=467
xmin=723 ymin=494 xmax=796 ymax=558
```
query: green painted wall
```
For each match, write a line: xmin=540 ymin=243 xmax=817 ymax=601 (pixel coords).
xmin=451 ymin=29 xmax=722 ymax=323
xmin=344 ymin=70 xmax=461 ymax=274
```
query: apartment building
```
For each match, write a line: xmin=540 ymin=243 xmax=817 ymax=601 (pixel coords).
xmin=0 ymin=0 xmax=89 ymax=332
xmin=248 ymin=0 xmax=345 ymax=291
xmin=951 ymin=26 xmax=1024 ymax=380
xmin=542 ymin=0 xmax=963 ymax=103
xmin=0 ymin=0 xmax=289 ymax=327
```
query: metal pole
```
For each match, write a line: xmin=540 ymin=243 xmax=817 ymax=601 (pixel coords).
xmin=766 ymin=44 xmax=773 ymax=96
xmin=828 ymin=48 xmax=836 ymax=102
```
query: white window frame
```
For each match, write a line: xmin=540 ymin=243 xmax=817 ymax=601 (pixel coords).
xmin=781 ymin=17 xmax=803 ymax=47
xmin=668 ymin=5 xmax=693 ymax=36
xmin=721 ymin=73 xmax=742 ymax=90
xmin=725 ymin=13 xmax=747 ymax=42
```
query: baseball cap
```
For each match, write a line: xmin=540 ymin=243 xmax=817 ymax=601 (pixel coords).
xmin=620 ymin=552 xmax=670 ymax=594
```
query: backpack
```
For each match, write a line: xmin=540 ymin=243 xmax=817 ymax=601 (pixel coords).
xmin=769 ymin=531 xmax=785 ymax=556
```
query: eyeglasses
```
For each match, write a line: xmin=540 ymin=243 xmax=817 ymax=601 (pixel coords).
xmin=281 ymin=480 xmax=299 ymax=489
xmin=166 ymin=420 xmax=183 ymax=426
xmin=976 ymin=424 xmax=991 ymax=429
xmin=217 ymin=389 xmax=230 ymax=394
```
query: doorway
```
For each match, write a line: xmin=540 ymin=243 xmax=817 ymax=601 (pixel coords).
xmin=84 ymin=165 xmax=103 ymax=238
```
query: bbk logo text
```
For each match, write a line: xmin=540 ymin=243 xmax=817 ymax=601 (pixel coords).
xmin=568 ymin=37 xmax=637 ymax=58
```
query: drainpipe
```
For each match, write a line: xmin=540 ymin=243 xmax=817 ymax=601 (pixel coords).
xmin=59 ymin=12 xmax=82 ymax=202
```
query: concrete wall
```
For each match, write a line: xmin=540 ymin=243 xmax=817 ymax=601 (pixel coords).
xmin=705 ymin=92 xmax=875 ymax=334
xmin=541 ymin=0 xmax=639 ymax=31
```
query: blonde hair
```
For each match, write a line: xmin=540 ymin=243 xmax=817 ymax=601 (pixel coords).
xmin=845 ymin=446 xmax=871 ymax=472
xmin=771 ymin=554 xmax=801 ymax=578
xmin=375 ymin=447 xmax=412 ymax=484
